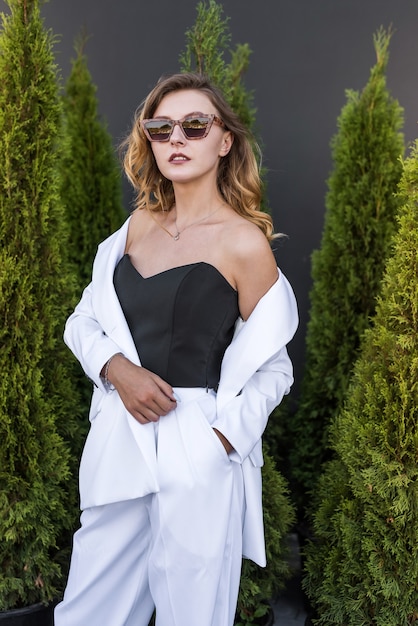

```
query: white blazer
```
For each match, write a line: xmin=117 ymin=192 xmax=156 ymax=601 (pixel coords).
xmin=64 ymin=216 xmax=299 ymax=566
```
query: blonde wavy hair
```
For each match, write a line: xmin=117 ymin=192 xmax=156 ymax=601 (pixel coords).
xmin=122 ymin=72 xmax=274 ymax=240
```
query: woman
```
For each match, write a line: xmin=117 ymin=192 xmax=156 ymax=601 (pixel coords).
xmin=55 ymin=72 xmax=298 ymax=626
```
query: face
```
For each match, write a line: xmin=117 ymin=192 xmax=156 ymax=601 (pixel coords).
xmin=147 ymin=89 xmax=233 ymax=187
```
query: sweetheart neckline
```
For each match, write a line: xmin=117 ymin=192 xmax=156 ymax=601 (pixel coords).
xmin=121 ymin=254 xmax=237 ymax=293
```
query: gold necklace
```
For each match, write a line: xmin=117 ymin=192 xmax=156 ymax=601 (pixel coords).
xmin=152 ymin=206 xmax=222 ymax=241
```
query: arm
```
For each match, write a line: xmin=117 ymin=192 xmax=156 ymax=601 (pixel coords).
xmin=212 ymin=222 xmax=286 ymax=454
xmin=64 ymin=281 xmax=122 ymax=393
xmin=213 ymin=225 xmax=299 ymax=459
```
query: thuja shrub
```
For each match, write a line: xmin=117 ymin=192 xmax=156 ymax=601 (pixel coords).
xmin=60 ymin=37 xmax=126 ymax=422
xmin=0 ymin=0 xmax=80 ymax=609
xmin=289 ymin=28 xmax=404 ymax=515
xmin=61 ymin=36 xmax=125 ymax=293
xmin=304 ymin=139 xmax=418 ymax=625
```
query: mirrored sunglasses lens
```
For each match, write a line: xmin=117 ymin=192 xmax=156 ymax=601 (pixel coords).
xmin=181 ymin=116 xmax=210 ymax=138
xmin=145 ymin=120 xmax=173 ymax=141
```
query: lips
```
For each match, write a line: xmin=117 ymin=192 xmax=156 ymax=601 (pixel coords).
xmin=169 ymin=153 xmax=189 ymax=162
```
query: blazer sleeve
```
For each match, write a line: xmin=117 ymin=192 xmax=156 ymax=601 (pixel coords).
xmin=212 ymin=346 xmax=293 ymax=463
xmin=64 ymin=282 xmax=123 ymax=394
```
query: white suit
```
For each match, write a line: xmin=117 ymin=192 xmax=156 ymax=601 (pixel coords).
xmin=55 ymin=217 xmax=298 ymax=626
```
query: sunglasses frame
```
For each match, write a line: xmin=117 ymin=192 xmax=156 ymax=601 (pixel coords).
xmin=141 ymin=113 xmax=225 ymax=142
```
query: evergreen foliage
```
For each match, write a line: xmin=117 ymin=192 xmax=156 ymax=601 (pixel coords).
xmin=0 ymin=0 xmax=80 ymax=610
xmin=180 ymin=3 xmax=296 ymax=622
xmin=61 ymin=34 xmax=125 ymax=293
xmin=303 ymin=138 xmax=418 ymax=625
xmin=288 ymin=28 xmax=404 ymax=515
xmin=60 ymin=34 xmax=126 ymax=423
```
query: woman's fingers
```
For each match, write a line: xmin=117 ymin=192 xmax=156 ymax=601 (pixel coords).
xmin=106 ymin=355 xmax=177 ymax=423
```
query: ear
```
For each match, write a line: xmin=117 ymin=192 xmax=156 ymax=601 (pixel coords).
xmin=219 ymin=131 xmax=234 ymax=156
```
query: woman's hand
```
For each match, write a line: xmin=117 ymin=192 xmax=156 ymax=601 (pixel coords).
xmin=213 ymin=428 xmax=234 ymax=454
xmin=104 ymin=354 xmax=177 ymax=424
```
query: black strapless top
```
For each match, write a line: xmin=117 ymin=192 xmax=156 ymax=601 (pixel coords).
xmin=113 ymin=255 xmax=239 ymax=389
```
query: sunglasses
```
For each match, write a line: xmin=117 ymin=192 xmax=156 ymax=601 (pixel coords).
xmin=141 ymin=113 xmax=225 ymax=142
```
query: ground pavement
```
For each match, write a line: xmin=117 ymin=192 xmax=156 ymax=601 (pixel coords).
xmin=271 ymin=533 xmax=307 ymax=625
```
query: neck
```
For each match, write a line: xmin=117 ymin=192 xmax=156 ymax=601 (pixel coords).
xmin=172 ymin=184 xmax=224 ymax=221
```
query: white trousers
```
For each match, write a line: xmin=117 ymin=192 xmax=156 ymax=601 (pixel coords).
xmin=54 ymin=389 xmax=245 ymax=626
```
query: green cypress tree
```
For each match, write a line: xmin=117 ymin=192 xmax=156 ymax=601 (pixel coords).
xmin=289 ymin=28 xmax=404 ymax=516
xmin=0 ymin=0 xmax=80 ymax=609
xmin=180 ymin=4 xmax=295 ymax=623
xmin=61 ymin=34 xmax=125 ymax=293
xmin=304 ymin=138 xmax=418 ymax=625
xmin=60 ymin=35 xmax=126 ymax=424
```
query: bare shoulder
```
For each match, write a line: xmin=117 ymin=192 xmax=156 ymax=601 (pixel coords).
xmin=220 ymin=212 xmax=276 ymax=272
xmin=220 ymin=213 xmax=279 ymax=320
xmin=125 ymin=208 xmax=153 ymax=250
xmin=227 ymin=215 xmax=273 ymax=255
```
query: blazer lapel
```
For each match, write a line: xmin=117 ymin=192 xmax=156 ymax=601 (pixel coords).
xmin=91 ymin=216 xmax=140 ymax=365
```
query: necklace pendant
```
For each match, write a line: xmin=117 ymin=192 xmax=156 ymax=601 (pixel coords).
xmin=173 ymin=232 xmax=180 ymax=241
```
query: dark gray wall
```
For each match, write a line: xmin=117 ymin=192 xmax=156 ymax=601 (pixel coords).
xmin=4 ymin=0 xmax=418 ymax=392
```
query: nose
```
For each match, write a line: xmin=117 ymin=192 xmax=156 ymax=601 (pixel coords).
xmin=170 ymin=122 xmax=185 ymax=144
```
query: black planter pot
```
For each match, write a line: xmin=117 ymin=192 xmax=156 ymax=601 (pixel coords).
xmin=0 ymin=600 xmax=56 ymax=626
